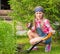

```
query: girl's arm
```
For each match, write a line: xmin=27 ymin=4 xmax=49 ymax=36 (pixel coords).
xmin=27 ymin=20 xmax=36 ymax=32
xmin=42 ymin=32 xmax=52 ymax=40
xmin=42 ymin=30 xmax=55 ymax=40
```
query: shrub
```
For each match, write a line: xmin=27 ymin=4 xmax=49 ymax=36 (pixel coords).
xmin=0 ymin=21 xmax=16 ymax=54
xmin=8 ymin=0 xmax=60 ymax=24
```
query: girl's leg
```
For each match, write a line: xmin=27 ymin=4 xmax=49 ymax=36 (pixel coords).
xmin=45 ymin=43 xmax=51 ymax=52
xmin=27 ymin=30 xmax=39 ymax=40
xmin=27 ymin=30 xmax=43 ymax=45
xmin=30 ymin=37 xmax=43 ymax=45
xmin=45 ymin=38 xmax=52 ymax=52
xmin=27 ymin=30 xmax=42 ymax=50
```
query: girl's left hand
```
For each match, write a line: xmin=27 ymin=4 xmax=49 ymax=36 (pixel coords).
xmin=51 ymin=30 xmax=56 ymax=34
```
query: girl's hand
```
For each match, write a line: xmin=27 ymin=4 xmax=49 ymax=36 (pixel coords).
xmin=42 ymin=32 xmax=52 ymax=40
xmin=51 ymin=30 xmax=56 ymax=34
xmin=26 ymin=23 xmax=33 ymax=29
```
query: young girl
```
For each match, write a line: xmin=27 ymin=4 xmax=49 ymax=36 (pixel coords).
xmin=27 ymin=6 xmax=55 ymax=52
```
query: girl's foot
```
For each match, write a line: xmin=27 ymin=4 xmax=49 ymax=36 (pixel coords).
xmin=32 ymin=46 xmax=38 ymax=50
xmin=45 ymin=44 xmax=51 ymax=52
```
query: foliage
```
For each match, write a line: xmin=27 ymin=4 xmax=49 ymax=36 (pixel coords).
xmin=8 ymin=0 xmax=60 ymax=39
xmin=8 ymin=0 xmax=60 ymax=25
xmin=0 ymin=21 xmax=16 ymax=54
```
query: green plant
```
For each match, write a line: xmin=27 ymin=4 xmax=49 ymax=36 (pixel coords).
xmin=8 ymin=0 xmax=60 ymax=24
xmin=0 ymin=21 xmax=16 ymax=54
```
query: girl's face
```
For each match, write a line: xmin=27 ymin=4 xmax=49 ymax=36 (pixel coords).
xmin=35 ymin=12 xmax=44 ymax=20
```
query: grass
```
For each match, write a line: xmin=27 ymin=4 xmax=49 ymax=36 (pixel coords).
xmin=16 ymin=36 xmax=60 ymax=54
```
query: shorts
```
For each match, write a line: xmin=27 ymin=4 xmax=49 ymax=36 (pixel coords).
xmin=36 ymin=28 xmax=51 ymax=44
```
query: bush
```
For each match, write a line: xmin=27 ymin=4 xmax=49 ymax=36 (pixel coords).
xmin=8 ymin=0 xmax=60 ymax=24
xmin=0 ymin=21 xmax=16 ymax=54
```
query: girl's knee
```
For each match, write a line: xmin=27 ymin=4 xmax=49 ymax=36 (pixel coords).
xmin=27 ymin=30 xmax=32 ymax=36
xmin=29 ymin=37 xmax=41 ymax=45
xmin=30 ymin=40 xmax=35 ymax=45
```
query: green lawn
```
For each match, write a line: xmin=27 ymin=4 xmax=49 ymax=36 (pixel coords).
xmin=16 ymin=36 xmax=60 ymax=54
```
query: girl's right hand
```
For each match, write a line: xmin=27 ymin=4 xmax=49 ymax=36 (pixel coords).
xmin=27 ymin=23 xmax=33 ymax=29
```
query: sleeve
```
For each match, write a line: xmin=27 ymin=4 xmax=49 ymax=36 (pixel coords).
xmin=31 ymin=26 xmax=36 ymax=32
xmin=44 ymin=19 xmax=53 ymax=33
xmin=42 ymin=19 xmax=56 ymax=40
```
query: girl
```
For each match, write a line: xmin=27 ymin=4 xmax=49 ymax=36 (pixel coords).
xmin=27 ymin=6 xmax=55 ymax=52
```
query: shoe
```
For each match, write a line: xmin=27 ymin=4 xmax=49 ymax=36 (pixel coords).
xmin=32 ymin=46 xmax=38 ymax=50
xmin=45 ymin=44 xmax=51 ymax=52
